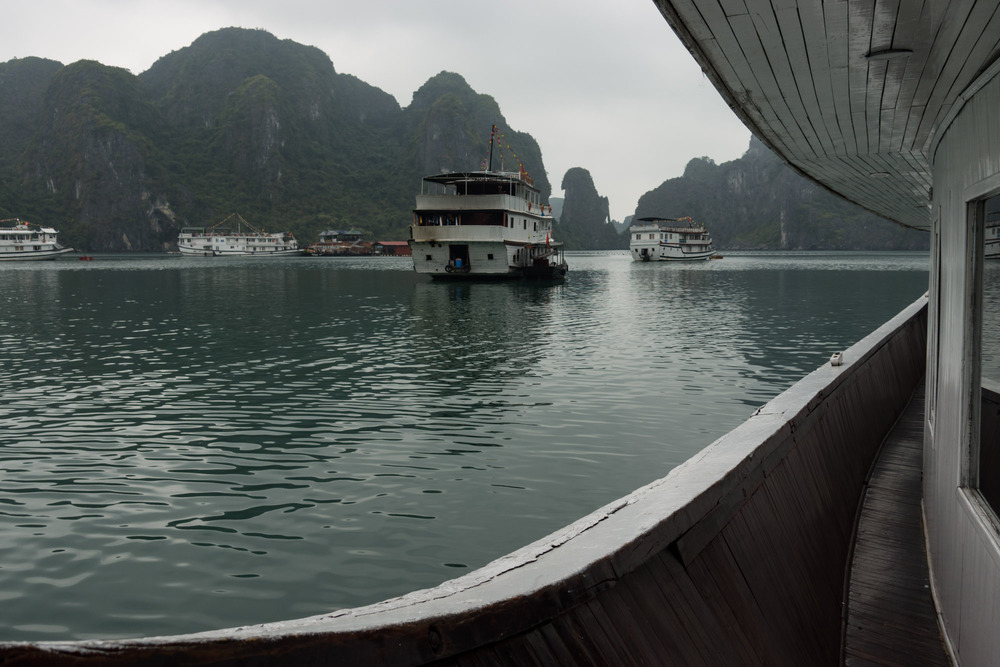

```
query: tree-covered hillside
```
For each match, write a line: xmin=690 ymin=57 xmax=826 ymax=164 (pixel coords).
xmin=0 ymin=28 xmax=928 ymax=253
xmin=0 ymin=28 xmax=548 ymax=251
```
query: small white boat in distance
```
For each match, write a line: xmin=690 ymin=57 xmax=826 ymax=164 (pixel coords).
xmin=0 ymin=218 xmax=74 ymax=261
xmin=178 ymin=213 xmax=298 ymax=257
xmin=629 ymin=216 xmax=717 ymax=262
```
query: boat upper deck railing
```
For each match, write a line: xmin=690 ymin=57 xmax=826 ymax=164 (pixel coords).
xmin=180 ymin=229 xmax=293 ymax=238
xmin=632 ymin=216 xmax=708 ymax=232
xmin=0 ymin=218 xmax=58 ymax=235
xmin=420 ymin=171 xmax=547 ymax=208
xmin=421 ymin=170 xmax=535 ymax=189
xmin=415 ymin=193 xmax=553 ymax=218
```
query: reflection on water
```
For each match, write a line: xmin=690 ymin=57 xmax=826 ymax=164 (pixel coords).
xmin=984 ymin=261 xmax=1000 ymax=381
xmin=0 ymin=252 xmax=927 ymax=640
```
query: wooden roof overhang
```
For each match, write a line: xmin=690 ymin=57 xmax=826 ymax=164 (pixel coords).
xmin=652 ymin=0 xmax=1000 ymax=231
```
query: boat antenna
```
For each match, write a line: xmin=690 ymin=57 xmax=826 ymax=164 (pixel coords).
xmin=488 ymin=125 xmax=496 ymax=172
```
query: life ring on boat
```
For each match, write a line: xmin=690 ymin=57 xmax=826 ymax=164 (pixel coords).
xmin=445 ymin=264 xmax=453 ymax=273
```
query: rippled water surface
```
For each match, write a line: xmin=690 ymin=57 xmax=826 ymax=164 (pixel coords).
xmin=0 ymin=251 xmax=928 ymax=640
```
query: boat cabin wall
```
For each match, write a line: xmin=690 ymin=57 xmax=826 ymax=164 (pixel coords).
xmin=925 ymin=67 xmax=1000 ymax=664
xmin=414 ymin=211 xmax=552 ymax=239
xmin=411 ymin=241 xmax=515 ymax=276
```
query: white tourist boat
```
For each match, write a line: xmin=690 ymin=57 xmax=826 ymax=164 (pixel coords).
xmin=987 ymin=213 xmax=999 ymax=259
xmin=409 ymin=127 xmax=567 ymax=280
xmin=0 ymin=218 xmax=74 ymax=261
xmin=629 ymin=216 xmax=717 ymax=261
xmin=177 ymin=213 xmax=298 ymax=257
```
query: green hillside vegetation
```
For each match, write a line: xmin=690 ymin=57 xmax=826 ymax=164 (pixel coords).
xmin=0 ymin=28 xmax=547 ymax=251
xmin=0 ymin=28 xmax=927 ymax=252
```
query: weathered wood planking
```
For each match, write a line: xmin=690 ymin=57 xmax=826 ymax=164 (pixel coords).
xmin=889 ymin=0 xmax=931 ymax=153
xmin=915 ymin=2 xmax=986 ymax=147
xmin=751 ymin=5 xmax=827 ymax=159
xmin=843 ymin=383 xmax=950 ymax=665
xmin=776 ymin=5 xmax=837 ymax=157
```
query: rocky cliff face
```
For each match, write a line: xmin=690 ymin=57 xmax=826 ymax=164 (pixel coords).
xmin=18 ymin=61 xmax=177 ymax=250
xmin=0 ymin=29 xmax=548 ymax=251
xmin=555 ymin=167 xmax=624 ymax=250
xmin=406 ymin=72 xmax=550 ymax=198
xmin=0 ymin=57 xmax=62 ymax=172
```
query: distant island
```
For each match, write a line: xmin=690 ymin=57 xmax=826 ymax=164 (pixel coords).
xmin=0 ymin=28 xmax=926 ymax=253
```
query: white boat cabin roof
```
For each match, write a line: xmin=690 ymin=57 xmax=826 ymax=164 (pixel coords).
xmin=1 ymin=219 xmax=58 ymax=234
xmin=420 ymin=170 xmax=540 ymax=196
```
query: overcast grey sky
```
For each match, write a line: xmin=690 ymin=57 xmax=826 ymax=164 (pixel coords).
xmin=1 ymin=0 xmax=751 ymax=222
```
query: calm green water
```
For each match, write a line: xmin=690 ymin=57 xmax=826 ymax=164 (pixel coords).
xmin=0 ymin=251 xmax=928 ymax=640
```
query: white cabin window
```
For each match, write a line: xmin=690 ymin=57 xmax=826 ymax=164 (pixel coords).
xmin=971 ymin=193 xmax=1000 ymax=517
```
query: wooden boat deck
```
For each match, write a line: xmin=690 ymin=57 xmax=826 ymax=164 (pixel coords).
xmin=843 ymin=383 xmax=951 ymax=665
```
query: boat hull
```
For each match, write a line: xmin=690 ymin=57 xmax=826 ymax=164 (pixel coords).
xmin=177 ymin=242 xmax=299 ymax=257
xmin=0 ymin=246 xmax=75 ymax=261
xmin=409 ymin=238 xmax=566 ymax=280
xmin=210 ymin=248 xmax=300 ymax=257
xmin=632 ymin=246 xmax=715 ymax=262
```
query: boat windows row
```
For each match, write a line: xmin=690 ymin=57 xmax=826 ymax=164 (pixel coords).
xmin=0 ymin=234 xmax=52 ymax=241
xmin=415 ymin=212 xmax=548 ymax=232
xmin=635 ymin=232 xmax=710 ymax=242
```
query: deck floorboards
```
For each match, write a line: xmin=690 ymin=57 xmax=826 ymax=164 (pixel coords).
xmin=843 ymin=383 xmax=950 ymax=665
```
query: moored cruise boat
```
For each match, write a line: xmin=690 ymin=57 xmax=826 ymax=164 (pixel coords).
xmin=0 ymin=218 xmax=74 ymax=261
xmin=409 ymin=128 xmax=567 ymax=280
xmin=629 ymin=216 xmax=716 ymax=261
xmin=987 ymin=213 xmax=999 ymax=259
xmin=177 ymin=213 xmax=298 ymax=257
